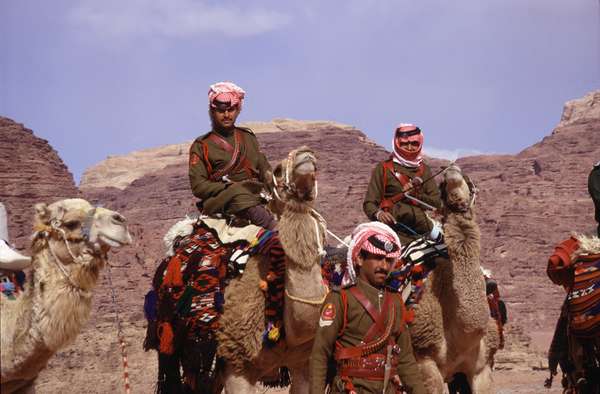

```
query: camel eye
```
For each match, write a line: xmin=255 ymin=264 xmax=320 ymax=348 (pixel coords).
xmin=64 ymin=220 xmax=80 ymax=231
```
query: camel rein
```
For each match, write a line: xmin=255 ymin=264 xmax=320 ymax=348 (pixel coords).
xmin=106 ymin=263 xmax=132 ymax=394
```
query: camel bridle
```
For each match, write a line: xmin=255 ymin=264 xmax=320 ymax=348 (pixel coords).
xmin=44 ymin=208 xmax=99 ymax=294
xmin=272 ymin=149 xmax=319 ymax=202
xmin=270 ymin=149 xmax=332 ymax=305
xmin=442 ymin=174 xmax=478 ymax=213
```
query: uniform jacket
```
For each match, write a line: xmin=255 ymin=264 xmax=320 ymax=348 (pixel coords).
xmin=188 ymin=127 xmax=271 ymax=215
xmin=363 ymin=160 xmax=441 ymax=245
xmin=309 ymin=278 xmax=425 ymax=394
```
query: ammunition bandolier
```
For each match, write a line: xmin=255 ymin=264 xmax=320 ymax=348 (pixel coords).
xmin=309 ymin=279 xmax=425 ymax=394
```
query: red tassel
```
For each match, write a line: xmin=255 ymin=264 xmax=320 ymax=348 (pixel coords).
xmin=164 ymin=256 xmax=183 ymax=287
xmin=158 ymin=322 xmax=175 ymax=355
xmin=404 ymin=308 xmax=415 ymax=324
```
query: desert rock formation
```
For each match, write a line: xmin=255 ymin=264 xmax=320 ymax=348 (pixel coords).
xmin=1 ymin=91 xmax=597 ymax=393
xmin=0 ymin=117 xmax=80 ymax=249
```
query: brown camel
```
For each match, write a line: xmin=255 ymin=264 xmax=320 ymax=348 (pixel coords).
xmin=408 ymin=165 xmax=501 ymax=393
xmin=1 ymin=198 xmax=132 ymax=394
xmin=215 ymin=146 xmax=326 ymax=393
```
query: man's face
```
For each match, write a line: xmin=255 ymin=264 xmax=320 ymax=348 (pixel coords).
xmin=356 ymin=251 xmax=396 ymax=288
xmin=398 ymin=139 xmax=420 ymax=152
xmin=211 ymin=105 xmax=240 ymax=130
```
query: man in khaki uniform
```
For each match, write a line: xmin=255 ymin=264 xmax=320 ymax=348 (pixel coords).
xmin=363 ymin=124 xmax=441 ymax=245
xmin=189 ymin=81 xmax=276 ymax=229
xmin=309 ymin=222 xmax=425 ymax=394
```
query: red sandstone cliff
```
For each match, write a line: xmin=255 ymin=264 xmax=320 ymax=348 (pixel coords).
xmin=2 ymin=91 xmax=598 ymax=392
xmin=0 ymin=117 xmax=80 ymax=249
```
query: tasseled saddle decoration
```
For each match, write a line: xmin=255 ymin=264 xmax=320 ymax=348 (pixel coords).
xmin=143 ymin=221 xmax=287 ymax=392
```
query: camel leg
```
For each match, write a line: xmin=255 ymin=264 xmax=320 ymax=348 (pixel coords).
xmin=289 ymin=365 xmax=309 ymax=394
xmin=222 ymin=366 xmax=257 ymax=394
xmin=1 ymin=379 xmax=36 ymax=394
xmin=470 ymin=365 xmax=492 ymax=394
xmin=418 ymin=358 xmax=446 ymax=394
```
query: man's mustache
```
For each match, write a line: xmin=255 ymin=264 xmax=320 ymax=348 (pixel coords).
xmin=375 ymin=268 xmax=389 ymax=275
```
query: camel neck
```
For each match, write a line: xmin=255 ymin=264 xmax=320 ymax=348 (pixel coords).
xmin=28 ymin=250 xmax=97 ymax=351
xmin=437 ymin=210 xmax=489 ymax=332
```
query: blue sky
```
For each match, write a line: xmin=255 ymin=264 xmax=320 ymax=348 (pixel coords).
xmin=2 ymin=0 xmax=599 ymax=183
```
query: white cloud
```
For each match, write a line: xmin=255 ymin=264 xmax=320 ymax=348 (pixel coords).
xmin=424 ymin=146 xmax=489 ymax=161
xmin=68 ymin=0 xmax=291 ymax=40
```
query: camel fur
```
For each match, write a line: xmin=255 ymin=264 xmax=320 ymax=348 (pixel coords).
xmin=1 ymin=199 xmax=132 ymax=393
xmin=576 ymin=233 xmax=600 ymax=255
xmin=408 ymin=165 xmax=501 ymax=393
xmin=212 ymin=147 xmax=326 ymax=393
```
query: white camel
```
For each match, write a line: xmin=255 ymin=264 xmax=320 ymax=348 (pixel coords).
xmin=1 ymin=198 xmax=132 ymax=394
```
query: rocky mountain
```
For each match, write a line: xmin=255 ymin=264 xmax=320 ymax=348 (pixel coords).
xmin=80 ymin=119 xmax=355 ymax=191
xmin=461 ymin=91 xmax=600 ymax=337
xmin=0 ymin=117 xmax=80 ymax=249
xmin=2 ymin=91 xmax=598 ymax=393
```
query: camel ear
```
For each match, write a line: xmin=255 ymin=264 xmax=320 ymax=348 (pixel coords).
xmin=34 ymin=203 xmax=50 ymax=224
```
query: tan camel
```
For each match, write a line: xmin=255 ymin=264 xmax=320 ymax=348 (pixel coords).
xmin=408 ymin=165 xmax=501 ymax=393
xmin=1 ymin=198 xmax=132 ymax=394
xmin=215 ymin=147 xmax=327 ymax=393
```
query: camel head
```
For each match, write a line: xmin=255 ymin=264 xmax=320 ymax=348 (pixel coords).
xmin=271 ymin=146 xmax=318 ymax=209
xmin=32 ymin=198 xmax=132 ymax=266
xmin=440 ymin=165 xmax=476 ymax=213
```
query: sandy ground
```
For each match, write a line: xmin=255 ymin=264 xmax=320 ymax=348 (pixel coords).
xmin=34 ymin=322 xmax=561 ymax=393
xmin=257 ymin=369 xmax=561 ymax=394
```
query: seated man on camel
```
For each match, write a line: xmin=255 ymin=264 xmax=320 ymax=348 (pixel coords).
xmin=363 ymin=124 xmax=447 ymax=310
xmin=189 ymin=81 xmax=276 ymax=230
xmin=545 ymin=162 xmax=600 ymax=393
xmin=146 ymin=82 xmax=288 ymax=393
xmin=363 ymin=123 xmax=441 ymax=246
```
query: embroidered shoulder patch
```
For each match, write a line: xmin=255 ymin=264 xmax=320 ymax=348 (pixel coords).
xmin=319 ymin=303 xmax=335 ymax=327
xmin=189 ymin=152 xmax=201 ymax=167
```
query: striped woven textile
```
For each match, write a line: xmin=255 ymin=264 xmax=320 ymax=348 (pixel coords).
xmin=388 ymin=236 xmax=448 ymax=307
xmin=567 ymin=254 xmax=600 ymax=338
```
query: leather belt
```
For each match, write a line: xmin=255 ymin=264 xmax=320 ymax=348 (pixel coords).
xmin=338 ymin=354 xmax=399 ymax=380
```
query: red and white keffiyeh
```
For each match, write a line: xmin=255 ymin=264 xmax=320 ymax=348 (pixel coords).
xmin=392 ymin=123 xmax=424 ymax=168
xmin=342 ymin=222 xmax=402 ymax=287
xmin=208 ymin=81 xmax=246 ymax=109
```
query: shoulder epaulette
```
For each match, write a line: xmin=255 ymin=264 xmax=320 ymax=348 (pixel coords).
xmin=194 ymin=131 xmax=213 ymax=142
xmin=236 ymin=126 xmax=255 ymax=135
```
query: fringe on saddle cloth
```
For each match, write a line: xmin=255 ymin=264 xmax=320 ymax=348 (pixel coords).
xmin=144 ymin=218 xmax=286 ymax=393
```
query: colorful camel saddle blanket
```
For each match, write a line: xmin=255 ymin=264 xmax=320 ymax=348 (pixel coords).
xmin=567 ymin=253 xmax=600 ymax=338
xmin=144 ymin=217 xmax=287 ymax=392
xmin=145 ymin=217 xmax=284 ymax=352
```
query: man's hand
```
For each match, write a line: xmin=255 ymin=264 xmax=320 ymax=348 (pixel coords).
xmin=376 ymin=210 xmax=396 ymax=225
